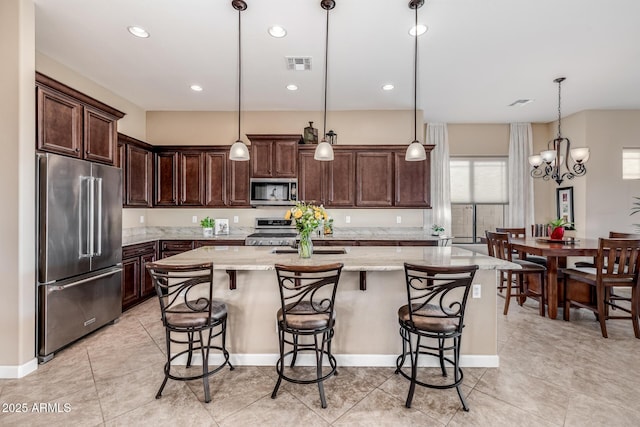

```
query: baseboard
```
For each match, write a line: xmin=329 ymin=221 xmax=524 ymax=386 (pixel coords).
xmin=0 ymin=358 xmax=38 ymax=379
xmin=170 ymin=353 xmax=499 ymax=368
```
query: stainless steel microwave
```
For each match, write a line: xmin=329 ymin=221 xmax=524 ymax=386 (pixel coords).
xmin=250 ymin=178 xmax=298 ymax=206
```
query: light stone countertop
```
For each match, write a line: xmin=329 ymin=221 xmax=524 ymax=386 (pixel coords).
xmin=152 ymin=245 xmax=518 ymax=272
xmin=122 ymin=226 xmax=451 ymax=246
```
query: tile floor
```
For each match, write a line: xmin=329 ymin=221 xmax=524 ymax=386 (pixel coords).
xmin=1 ymin=296 xmax=640 ymax=426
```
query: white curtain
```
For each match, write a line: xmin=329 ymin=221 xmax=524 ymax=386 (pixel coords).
xmin=428 ymin=123 xmax=451 ymax=233
xmin=507 ymin=123 xmax=535 ymax=230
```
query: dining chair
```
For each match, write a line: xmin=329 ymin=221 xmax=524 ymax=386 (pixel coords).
xmin=395 ymin=263 xmax=478 ymax=411
xmin=486 ymin=231 xmax=547 ymax=316
xmin=531 ymin=224 xmax=549 ymax=237
xmin=146 ymin=261 xmax=234 ymax=403
xmin=496 ymin=227 xmax=546 ymax=266
xmin=271 ymin=263 xmax=343 ymax=409
xmin=563 ymin=238 xmax=640 ymax=338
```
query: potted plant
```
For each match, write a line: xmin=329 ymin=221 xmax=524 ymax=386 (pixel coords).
xmin=547 ymin=218 xmax=571 ymax=240
xmin=200 ymin=216 xmax=215 ymax=238
xmin=431 ymin=224 xmax=445 ymax=236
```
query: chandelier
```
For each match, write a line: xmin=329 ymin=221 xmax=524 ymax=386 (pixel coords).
xmin=528 ymin=77 xmax=589 ymax=185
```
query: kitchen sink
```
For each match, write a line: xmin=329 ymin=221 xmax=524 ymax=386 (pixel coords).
xmin=272 ymin=248 xmax=347 ymax=255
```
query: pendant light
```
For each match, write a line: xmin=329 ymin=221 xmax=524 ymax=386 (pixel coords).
xmin=405 ymin=0 xmax=426 ymax=161
xmin=229 ymin=0 xmax=250 ymax=161
xmin=314 ymin=0 xmax=336 ymax=161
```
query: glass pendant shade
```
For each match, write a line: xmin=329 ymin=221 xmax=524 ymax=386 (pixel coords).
xmin=540 ymin=150 xmax=556 ymax=163
xmin=405 ymin=141 xmax=426 ymax=161
xmin=570 ymin=147 xmax=590 ymax=163
xmin=314 ymin=140 xmax=334 ymax=161
xmin=230 ymin=140 xmax=250 ymax=161
xmin=528 ymin=155 xmax=543 ymax=167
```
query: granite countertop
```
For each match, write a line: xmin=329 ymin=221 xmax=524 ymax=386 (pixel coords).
xmin=152 ymin=245 xmax=518 ymax=272
xmin=122 ymin=226 xmax=451 ymax=246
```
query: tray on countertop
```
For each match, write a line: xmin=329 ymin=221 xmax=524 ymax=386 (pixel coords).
xmin=536 ymin=238 xmax=580 ymax=244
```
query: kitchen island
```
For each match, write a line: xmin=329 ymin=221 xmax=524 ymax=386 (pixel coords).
xmin=152 ymin=245 xmax=517 ymax=368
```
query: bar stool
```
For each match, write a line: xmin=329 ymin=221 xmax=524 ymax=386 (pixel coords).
xmin=271 ymin=263 xmax=343 ymax=408
xmin=395 ymin=263 xmax=478 ymax=411
xmin=146 ymin=261 xmax=233 ymax=403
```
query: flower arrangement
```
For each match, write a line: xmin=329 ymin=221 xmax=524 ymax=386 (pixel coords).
xmin=285 ymin=202 xmax=328 ymax=257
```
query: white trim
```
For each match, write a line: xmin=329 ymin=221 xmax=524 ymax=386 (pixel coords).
xmin=0 ymin=358 xmax=38 ymax=379
xmin=169 ymin=353 xmax=499 ymax=368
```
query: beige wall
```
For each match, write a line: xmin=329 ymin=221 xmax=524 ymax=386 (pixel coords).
xmin=448 ymin=123 xmax=510 ymax=156
xmin=35 ymin=53 xmax=147 ymax=141
xmin=0 ymin=0 xmax=36 ymax=370
xmin=146 ymin=110 xmax=423 ymax=146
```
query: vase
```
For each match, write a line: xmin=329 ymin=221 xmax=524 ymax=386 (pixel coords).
xmin=298 ymin=232 xmax=313 ymax=258
xmin=549 ymin=226 xmax=564 ymax=240
xmin=203 ymin=227 xmax=214 ymax=238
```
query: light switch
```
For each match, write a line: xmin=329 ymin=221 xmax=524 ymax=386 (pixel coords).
xmin=345 ymin=216 xmax=351 ymax=224
xmin=396 ymin=216 xmax=402 ymax=224
xmin=472 ymin=284 xmax=481 ymax=298
xmin=192 ymin=215 xmax=198 ymax=224
xmin=233 ymin=216 xmax=239 ymax=223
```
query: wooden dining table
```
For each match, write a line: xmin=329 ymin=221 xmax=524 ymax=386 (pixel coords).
xmin=509 ymin=237 xmax=599 ymax=319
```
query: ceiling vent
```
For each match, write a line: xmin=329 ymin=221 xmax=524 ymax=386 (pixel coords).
xmin=286 ymin=57 xmax=312 ymax=71
xmin=508 ymin=99 xmax=534 ymax=107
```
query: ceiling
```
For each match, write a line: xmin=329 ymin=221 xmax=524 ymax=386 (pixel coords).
xmin=34 ymin=0 xmax=640 ymax=123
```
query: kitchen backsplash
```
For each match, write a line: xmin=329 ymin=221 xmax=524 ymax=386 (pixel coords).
xmin=123 ymin=207 xmax=429 ymax=230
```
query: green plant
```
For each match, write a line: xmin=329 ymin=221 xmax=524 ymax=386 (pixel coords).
xmin=200 ymin=216 xmax=215 ymax=228
xmin=548 ymin=217 xmax=572 ymax=229
xmin=432 ymin=224 xmax=445 ymax=233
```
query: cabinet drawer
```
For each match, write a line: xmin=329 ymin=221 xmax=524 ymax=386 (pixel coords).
xmin=160 ymin=240 xmax=194 ymax=251
xmin=122 ymin=241 xmax=157 ymax=258
xmin=194 ymin=240 xmax=245 ymax=248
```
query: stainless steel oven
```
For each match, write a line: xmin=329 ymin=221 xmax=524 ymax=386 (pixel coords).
xmin=245 ymin=218 xmax=297 ymax=246
xmin=250 ymin=178 xmax=297 ymax=206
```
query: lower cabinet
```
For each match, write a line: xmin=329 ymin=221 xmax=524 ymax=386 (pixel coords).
xmin=160 ymin=240 xmax=195 ymax=258
xmin=122 ymin=241 xmax=158 ymax=311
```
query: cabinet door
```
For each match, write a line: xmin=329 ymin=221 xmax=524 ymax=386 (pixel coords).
xmin=179 ymin=152 xmax=205 ymax=206
xmin=155 ymin=152 xmax=179 ymax=206
xmin=394 ymin=151 xmax=430 ymax=207
xmin=116 ymin=141 xmax=126 ymax=205
xmin=356 ymin=152 xmax=393 ymax=207
xmin=228 ymin=157 xmax=251 ymax=206
xmin=84 ymin=106 xmax=117 ymax=165
xmin=298 ymin=151 xmax=326 ymax=205
xmin=139 ymin=252 xmax=157 ymax=298
xmin=327 ymin=151 xmax=356 ymax=207
xmin=126 ymin=145 xmax=153 ymax=207
xmin=36 ymin=86 xmax=83 ymax=158
xmin=204 ymin=151 xmax=228 ymax=207
xmin=274 ymin=139 xmax=298 ymax=177
xmin=121 ymin=257 xmax=140 ymax=310
xmin=250 ymin=140 xmax=273 ymax=177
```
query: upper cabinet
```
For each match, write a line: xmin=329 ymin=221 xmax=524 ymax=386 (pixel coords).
xmin=298 ymin=148 xmax=355 ymax=207
xmin=247 ymin=134 xmax=300 ymax=178
xmin=118 ymin=133 xmax=153 ymax=208
xmin=36 ymin=73 xmax=125 ymax=166
xmin=356 ymin=151 xmax=394 ymax=207
xmin=393 ymin=149 xmax=431 ymax=208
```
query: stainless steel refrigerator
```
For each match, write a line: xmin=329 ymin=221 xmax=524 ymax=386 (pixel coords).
xmin=36 ymin=153 xmax=122 ymax=363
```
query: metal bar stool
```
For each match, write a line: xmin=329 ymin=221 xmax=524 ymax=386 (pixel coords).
xmin=395 ymin=263 xmax=478 ymax=411
xmin=146 ymin=261 xmax=234 ymax=403
xmin=271 ymin=263 xmax=343 ymax=409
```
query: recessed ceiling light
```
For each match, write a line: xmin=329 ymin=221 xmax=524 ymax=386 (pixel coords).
xmin=286 ymin=84 xmax=298 ymax=91
xmin=268 ymin=25 xmax=287 ymax=38
xmin=190 ymin=85 xmax=203 ymax=92
xmin=127 ymin=26 xmax=150 ymax=38
xmin=408 ymin=24 xmax=428 ymax=36
xmin=382 ymin=84 xmax=395 ymax=91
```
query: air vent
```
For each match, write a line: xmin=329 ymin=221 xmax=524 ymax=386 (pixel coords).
xmin=508 ymin=99 xmax=534 ymax=107
xmin=286 ymin=57 xmax=312 ymax=71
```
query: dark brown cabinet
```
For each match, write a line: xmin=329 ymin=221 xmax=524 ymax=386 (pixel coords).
xmin=247 ymin=134 xmax=300 ymax=178
xmin=298 ymin=148 xmax=355 ymax=207
xmin=393 ymin=150 xmax=431 ymax=208
xmin=122 ymin=241 xmax=157 ymax=311
xmin=356 ymin=151 xmax=394 ymax=207
xmin=160 ymin=240 xmax=194 ymax=258
xmin=155 ymin=151 xmax=179 ymax=206
xmin=35 ymin=73 xmax=124 ymax=166
xmin=228 ymin=156 xmax=251 ymax=206
xmin=179 ymin=152 xmax=205 ymax=206
xmin=204 ymin=151 xmax=227 ymax=207
xmin=118 ymin=133 xmax=153 ymax=208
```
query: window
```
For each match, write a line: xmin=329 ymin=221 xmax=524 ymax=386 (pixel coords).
xmin=450 ymin=157 xmax=508 ymax=244
xmin=623 ymin=148 xmax=640 ymax=180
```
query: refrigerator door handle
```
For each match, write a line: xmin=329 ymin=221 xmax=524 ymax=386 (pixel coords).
xmin=88 ymin=176 xmax=96 ymax=257
xmin=79 ymin=176 xmax=92 ymax=258
xmin=94 ymin=177 xmax=103 ymax=256
xmin=50 ymin=268 xmax=122 ymax=291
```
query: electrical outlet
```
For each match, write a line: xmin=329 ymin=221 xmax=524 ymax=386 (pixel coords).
xmin=345 ymin=215 xmax=351 ymax=224
xmin=396 ymin=216 xmax=402 ymax=224
xmin=192 ymin=215 xmax=198 ymax=224
xmin=233 ymin=216 xmax=239 ymax=223
xmin=472 ymin=284 xmax=481 ymax=298
xmin=139 ymin=215 xmax=145 ymax=224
